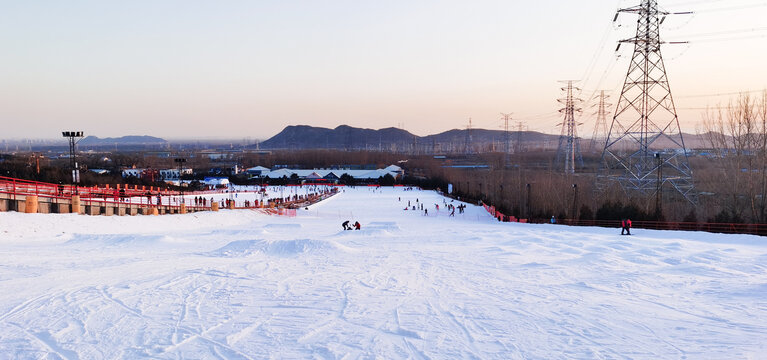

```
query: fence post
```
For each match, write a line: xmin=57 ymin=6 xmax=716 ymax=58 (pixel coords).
xmin=25 ymin=195 xmax=38 ymax=213
xmin=71 ymin=195 xmax=81 ymax=214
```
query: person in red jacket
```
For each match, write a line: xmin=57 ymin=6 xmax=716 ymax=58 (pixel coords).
xmin=621 ymin=218 xmax=632 ymax=235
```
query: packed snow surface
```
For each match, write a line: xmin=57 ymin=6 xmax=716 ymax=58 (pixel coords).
xmin=1 ymin=187 xmax=765 ymax=358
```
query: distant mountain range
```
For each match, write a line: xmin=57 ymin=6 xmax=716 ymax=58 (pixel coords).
xmin=80 ymin=135 xmax=167 ymax=146
xmin=258 ymin=125 xmax=562 ymax=152
xmin=258 ymin=125 xmax=714 ymax=152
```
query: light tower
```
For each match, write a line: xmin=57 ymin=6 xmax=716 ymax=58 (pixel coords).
xmin=556 ymin=81 xmax=583 ymax=174
xmin=174 ymin=157 xmax=187 ymax=204
xmin=601 ymin=0 xmax=694 ymax=202
xmin=62 ymin=131 xmax=83 ymax=194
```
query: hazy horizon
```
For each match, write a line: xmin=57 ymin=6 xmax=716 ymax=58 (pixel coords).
xmin=1 ymin=0 xmax=765 ymax=139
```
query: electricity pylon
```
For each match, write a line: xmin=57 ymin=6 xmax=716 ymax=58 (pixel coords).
xmin=600 ymin=0 xmax=695 ymax=203
xmin=464 ymin=118 xmax=473 ymax=154
xmin=501 ymin=113 xmax=513 ymax=154
xmin=556 ymin=81 xmax=583 ymax=174
xmin=590 ymin=90 xmax=611 ymax=153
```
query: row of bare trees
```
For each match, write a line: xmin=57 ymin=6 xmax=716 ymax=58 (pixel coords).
xmin=701 ymin=91 xmax=767 ymax=223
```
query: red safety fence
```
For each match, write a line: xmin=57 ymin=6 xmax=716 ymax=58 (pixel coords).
xmin=0 ymin=176 xmax=344 ymax=214
xmin=0 ymin=176 xmax=211 ymax=211
xmin=480 ymin=201 xmax=767 ymax=236
xmin=260 ymin=208 xmax=297 ymax=217
xmin=557 ymin=219 xmax=767 ymax=236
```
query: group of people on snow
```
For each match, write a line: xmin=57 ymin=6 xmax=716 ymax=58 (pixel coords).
xmin=342 ymin=220 xmax=361 ymax=231
xmin=400 ymin=194 xmax=467 ymax=218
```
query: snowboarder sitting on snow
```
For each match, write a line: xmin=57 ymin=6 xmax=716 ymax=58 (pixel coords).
xmin=342 ymin=220 xmax=350 ymax=230
xmin=354 ymin=221 xmax=361 ymax=230
xmin=621 ymin=218 xmax=632 ymax=235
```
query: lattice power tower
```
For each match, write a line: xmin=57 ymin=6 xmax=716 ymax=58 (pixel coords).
xmin=464 ymin=118 xmax=473 ymax=154
xmin=556 ymin=81 xmax=583 ymax=174
xmin=590 ymin=90 xmax=611 ymax=153
xmin=600 ymin=0 xmax=694 ymax=202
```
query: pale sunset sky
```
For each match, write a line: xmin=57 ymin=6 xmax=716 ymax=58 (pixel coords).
xmin=0 ymin=0 xmax=765 ymax=140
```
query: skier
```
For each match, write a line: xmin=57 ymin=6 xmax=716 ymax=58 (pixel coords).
xmin=424 ymin=208 xmax=428 ymax=216
xmin=621 ymin=219 xmax=632 ymax=235
xmin=551 ymin=216 xmax=556 ymax=224
xmin=354 ymin=221 xmax=361 ymax=230
xmin=342 ymin=220 xmax=350 ymax=230
xmin=450 ymin=208 xmax=455 ymax=217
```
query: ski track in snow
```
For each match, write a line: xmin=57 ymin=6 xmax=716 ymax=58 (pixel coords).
xmin=0 ymin=186 xmax=766 ymax=358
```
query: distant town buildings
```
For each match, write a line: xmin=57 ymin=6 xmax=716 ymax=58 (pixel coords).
xmin=119 ymin=164 xmax=403 ymax=184
xmin=248 ymin=164 xmax=403 ymax=182
xmin=121 ymin=168 xmax=193 ymax=183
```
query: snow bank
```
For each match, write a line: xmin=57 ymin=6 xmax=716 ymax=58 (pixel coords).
xmin=207 ymin=239 xmax=344 ymax=258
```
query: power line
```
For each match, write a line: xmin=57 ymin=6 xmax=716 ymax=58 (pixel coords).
xmin=684 ymin=33 xmax=767 ymax=43
xmin=678 ymin=2 xmax=767 ymax=13
xmin=580 ymin=3 xmax=623 ymax=87
xmin=677 ymin=89 xmax=766 ymax=98
xmin=677 ymin=26 xmax=767 ymax=39
xmin=514 ymin=111 xmax=561 ymax=121
xmin=662 ymin=0 xmax=730 ymax=7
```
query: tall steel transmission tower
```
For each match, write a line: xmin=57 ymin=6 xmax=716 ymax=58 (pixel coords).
xmin=464 ymin=118 xmax=473 ymax=154
xmin=501 ymin=113 xmax=513 ymax=154
xmin=601 ymin=0 xmax=694 ymax=202
xmin=590 ymin=90 xmax=611 ymax=153
xmin=515 ymin=121 xmax=526 ymax=153
xmin=556 ymin=81 xmax=583 ymax=174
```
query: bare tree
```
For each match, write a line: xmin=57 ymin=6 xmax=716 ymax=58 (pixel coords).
xmin=702 ymin=93 xmax=766 ymax=222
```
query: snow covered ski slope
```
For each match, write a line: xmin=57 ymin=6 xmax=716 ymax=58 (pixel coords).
xmin=0 ymin=186 xmax=765 ymax=358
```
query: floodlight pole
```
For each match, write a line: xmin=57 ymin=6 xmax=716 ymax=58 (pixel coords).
xmin=526 ymin=183 xmax=531 ymax=220
xmin=62 ymin=131 xmax=84 ymax=195
xmin=174 ymin=158 xmax=186 ymax=204
xmin=571 ymin=184 xmax=578 ymax=220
